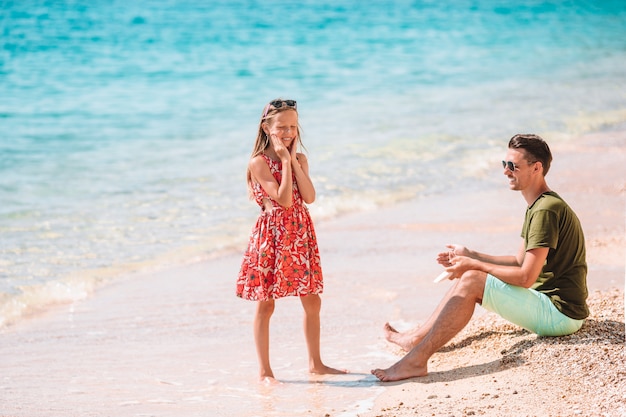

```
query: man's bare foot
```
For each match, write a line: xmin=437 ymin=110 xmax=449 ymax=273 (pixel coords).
xmin=383 ymin=322 xmax=414 ymax=352
xmin=310 ymin=364 xmax=349 ymax=375
xmin=371 ymin=355 xmax=428 ymax=382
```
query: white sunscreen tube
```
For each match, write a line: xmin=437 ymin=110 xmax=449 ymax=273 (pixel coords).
xmin=434 ymin=271 xmax=452 ymax=283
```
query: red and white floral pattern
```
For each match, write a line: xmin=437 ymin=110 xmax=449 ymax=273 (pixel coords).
xmin=236 ymin=155 xmax=323 ymax=301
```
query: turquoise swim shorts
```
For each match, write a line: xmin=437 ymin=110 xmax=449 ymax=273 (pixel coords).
xmin=481 ymin=274 xmax=584 ymax=336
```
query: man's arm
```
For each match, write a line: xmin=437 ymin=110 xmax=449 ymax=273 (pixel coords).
xmin=440 ymin=242 xmax=522 ymax=267
xmin=463 ymin=242 xmax=523 ymax=267
xmin=448 ymin=240 xmax=549 ymax=288
xmin=479 ymin=246 xmax=548 ymax=288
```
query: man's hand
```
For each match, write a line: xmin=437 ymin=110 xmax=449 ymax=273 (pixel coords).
xmin=445 ymin=255 xmax=478 ymax=279
xmin=437 ymin=244 xmax=469 ymax=267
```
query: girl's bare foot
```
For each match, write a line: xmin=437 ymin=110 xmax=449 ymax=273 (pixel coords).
xmin=259 ymin=368 xmax=279 ymax=385
xmin=383 ymin=322 xmax=414 ymax=351
xmin=310 ymin=364 xmax=349 ymax=375
xmin=259 ymin=375 xmax=281 ymax=385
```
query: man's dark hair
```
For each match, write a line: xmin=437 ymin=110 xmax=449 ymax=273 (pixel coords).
xmin=508 ymin=134 xmax=553 ymax=176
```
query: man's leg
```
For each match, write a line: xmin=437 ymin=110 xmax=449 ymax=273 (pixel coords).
xmin=383 ymin=280 xmax=458 ymax=352
xmin=384 ymin=282 xmax=464 ymax=351
xmin=482 ymin=274 xmax=584 ymax=336
xmin=372 ymin=270 xmax=487 ymax=382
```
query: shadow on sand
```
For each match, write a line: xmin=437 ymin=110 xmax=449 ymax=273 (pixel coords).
xmin=381 ymin=317 xmax=624 ymax=386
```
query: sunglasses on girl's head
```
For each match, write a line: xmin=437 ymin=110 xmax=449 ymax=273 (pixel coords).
xmin=270 ymin=99 xmax=296 ymax=109
xmin=263 ymin=100 xmax=297 ymax=118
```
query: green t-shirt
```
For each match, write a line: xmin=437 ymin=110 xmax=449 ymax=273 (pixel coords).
xmin=522 ymin=191 xmax=589 ymax=320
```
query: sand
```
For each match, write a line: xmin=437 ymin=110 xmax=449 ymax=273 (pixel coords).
xmin=0 ymin=129 xmax=624 ymax=417
xmin=362 ymin=288 xmax=624 ymax=417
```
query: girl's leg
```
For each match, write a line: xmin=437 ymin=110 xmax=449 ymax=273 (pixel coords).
xmin=300 ymin=294 xmax=347 ymax=375
xmin=254 ymin=299 xmax=276 ymax=381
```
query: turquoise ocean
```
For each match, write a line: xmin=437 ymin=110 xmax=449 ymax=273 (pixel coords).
xmin=1 ymin=0 xmax=625 ymax=328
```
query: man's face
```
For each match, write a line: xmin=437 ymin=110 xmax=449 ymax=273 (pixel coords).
xmin=503 ymin=149 xmax=535 ymax=191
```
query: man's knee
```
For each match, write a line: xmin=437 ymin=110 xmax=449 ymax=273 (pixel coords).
xmin=456 ymin=270 xmax=487 ymax=301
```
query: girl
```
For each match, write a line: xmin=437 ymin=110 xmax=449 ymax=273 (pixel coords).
xmin=236 ymin=99 xmax=346 ymax=383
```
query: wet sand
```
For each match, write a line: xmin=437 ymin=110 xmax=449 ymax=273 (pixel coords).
xmin=0 ymin=130 xmax=624 ymax=416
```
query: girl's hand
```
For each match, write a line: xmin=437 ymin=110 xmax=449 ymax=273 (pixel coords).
xmin=289 ymin=140 xmax=298 ymax=159
xmin=289 ymin=140 xmax=300 ymax=167
xmin=270 ymin=134 xmax=291 ymax=163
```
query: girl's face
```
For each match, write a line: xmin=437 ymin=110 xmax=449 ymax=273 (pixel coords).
xmin=264 ymin=110 xmax=298 ymax=148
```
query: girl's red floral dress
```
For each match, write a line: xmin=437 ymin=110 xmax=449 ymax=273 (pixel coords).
xmin=236 ymin=154 xmax=323 ymax=301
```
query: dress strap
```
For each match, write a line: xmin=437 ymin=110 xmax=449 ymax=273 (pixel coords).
xmin=260 ymin=153 xmax=282 ymax=172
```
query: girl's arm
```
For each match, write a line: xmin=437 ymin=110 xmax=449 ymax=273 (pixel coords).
xmin=249 ymin=154 xmax=293 ymax=208
xmin=292 ymin=152 xmax=316 ymax=204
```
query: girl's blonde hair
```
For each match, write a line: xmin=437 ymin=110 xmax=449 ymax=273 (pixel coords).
xmin=246 ymin=99 xmax=303 ymax=195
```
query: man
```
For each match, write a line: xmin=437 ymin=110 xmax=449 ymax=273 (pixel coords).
xmin=371 ymin=134 xmax=588 ymax=382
